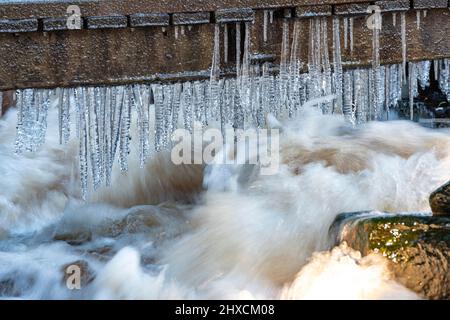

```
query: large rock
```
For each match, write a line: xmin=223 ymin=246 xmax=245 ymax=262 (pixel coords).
xmin=430 ymin=181 xmax=450 ymax=217
xmin=330 ymin=212 xmax=450 ymax=300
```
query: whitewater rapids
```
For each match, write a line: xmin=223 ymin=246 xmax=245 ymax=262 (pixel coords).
xmin=0 ymin=106 xmax=449 ymax=299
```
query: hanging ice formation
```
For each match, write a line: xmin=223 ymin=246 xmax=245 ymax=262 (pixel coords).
xmin=438 ymin=59 xmax=450 ymax=101
xmin=13 ymin=17 xmax=441 ymax=197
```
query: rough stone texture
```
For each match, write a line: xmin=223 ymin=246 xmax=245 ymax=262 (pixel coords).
xmin=413 ymin=0 xmax=449 ymax=9
xmin=334 ymin=3 xmax=372 ymax=15
xmin=330 ymin=212 xmax=450 ymax=299
xmin=215 ymin=8 xmax=255 ymax=23
xmin=172 ymin=12 xmax=211 ymax=25
xmin=0 ymin=18 xmax=38 ymax=33
xmin=43 ymin=18 xmax=72 ymax=32
xmin=86 ymin=15 xmax=128 ymax=29
xmin=430 ymin=181 xmax=450 ymax=217
xmin=0 ymin=23 xmax=215 ymax=90
xmin=0 ymin=2 xmax=449 ymax=89
xmin=375 ymin=0 xmax=410 ymax=12
xmin=296 ymin=5 xmax=332 ymax=17
xmin=0 ymin=1 xmax=374 ymax=20
xmin=129 ymin=13 xmax=170 ymax=27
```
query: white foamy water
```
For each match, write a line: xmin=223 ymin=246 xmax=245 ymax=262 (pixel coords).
xmin=0 ymin=105 xmax=449 ymax=299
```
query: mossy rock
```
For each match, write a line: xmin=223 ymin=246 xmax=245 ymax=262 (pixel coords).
xmin=330 ymin=212 xmax=450 ymax=299
xmin=430 ymin=181 xmax=450 ymax=217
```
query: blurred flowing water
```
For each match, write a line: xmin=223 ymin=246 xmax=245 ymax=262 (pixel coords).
xmin=1 ymin=104 xmax=449 ymax=299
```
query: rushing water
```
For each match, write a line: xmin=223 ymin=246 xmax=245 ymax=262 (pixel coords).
xmin=1 ymin=103 xmax=449 ymax=299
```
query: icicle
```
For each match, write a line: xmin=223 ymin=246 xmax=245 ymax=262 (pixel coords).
xmin=279 ymin=18 xmax=290 ymax=110
xmin=439 ymin=59 xmax=450 ymax=101
xmin=343 ymin=17 xmax=348 ymax=50
xmin=343 ymin=70 xmax=355 ymax=125
xmin=224 ymin=24 xmax=229 ymax=64
xmin=162 ymin=85 xmax=174 ymax=148
xmin=59 ymin=88 xmax=71 ymax=144
xmin=72 ymin=88 xmax=81 ymax=138
xmin=211 ymin=25 xmax=221 ymax=81
xmin=0 ymin=92 xmax=3 ymax=117
xmin=219 ymin=78 xmax=228 ymax=134
xmin=103 ymin=87 xmax=112 ymax=186
xmin=384 ymin=65 xmax=390 ymax=116
xmin=182 ymin=82 xmax=193 ymax=133
xmin=133 ymin=85 xmax=150 ymax=167
xmin=319 ymin=18 xmax=332 ymax=114
xmin=401 ymin=12 xmax=407 ymax=84
xmin=434 ymin=59 xmax=440 ymax=81
xmin=423 ymin=10 xmax=427 ymax=18
xmin=172 ymin=83 xmax=182 ymax=136
xmin=354 ymin=69 xmax=370 ymax=123
xmin=261 ymin=62 xmax=272 ymax=118
xmin=15 ymin=88 xmax=49 ymax=154
xmin=288 ymin=19 xmax=301 ymax=116
xmin=416 ymin=11 xmax=421 ymax=30
xmin=307 ymin=19 xmax=319 ymax=102
xmin=194 ymin=81 xmax=206 ymax=126
xmin=86 ymin=87 xmax=101 ymax=189
xmin=110 ymin=86 xmax=124 ymax=179
xmin=210 ymin=24 xmax=222 ymax=128
xmin=387 ymin=65 xmax=398 ymax=109
xmin=269 ymin=10 xmax=274 ymax=24
xmin=153 ymin=84 xmax=164 ymax=152
xmin=223 ymin=78 xmax=234 ymax=126
xmin=371 ymin=13 xmax=382 ymax=120
xmin=239 ymin=22 xmax=251 ymax=118
xmin=263 ymin=10 xmax=269 ymax=43
xmin=236 ymin=22 xmax=241 ymax=78
xmin=280 ymin=18 xmax=290 ymax=73
xmin=418 ymin=60 xmax=431 ymax=90
xmin=378 ymin=66 xmax=386 ymax=120
xmin=349 ymin=17 xmax=354 ymax=54
xmin=78 ymin=87 xmax=89 ymax=199
xmin=409 ymin=63 xmax=418 ymax=121
xmin=175 ymin=26 xmax=179 ymax=40
xmin=98 ymin=87 xmax=106 ymax=186
xmin=332 ymin=17 xmax=343 ymax=114
xmin=118 ymin=86 xmax=131 ymax=171
xmin=353 ymin=69 xmax=362 ymax=122
xmin=392 ymin=12 xmax=397 ymax=27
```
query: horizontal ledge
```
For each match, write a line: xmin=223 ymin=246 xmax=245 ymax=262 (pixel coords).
xmin=0 ymin=18 xmax=38 ymax=32
xmin=85 ymin=15 xmax=128 ymax=29
xmin=172 ymin=12 xmax=211 ymax=25
xmin=215 ymin=8 xmax=255 ymax=23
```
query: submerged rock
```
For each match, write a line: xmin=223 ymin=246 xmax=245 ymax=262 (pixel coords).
xmin=0 ymin=278 xmax=18 ymax=297
xmin=430 ymin=181 xmax=450 ymax=217
xmin=53 ymin=230 xmax=92 ymax=246
xmin=53 ymin=203 xmax=189 ymax=245
xmin=330 ymin=212 xmax=450 ymax=299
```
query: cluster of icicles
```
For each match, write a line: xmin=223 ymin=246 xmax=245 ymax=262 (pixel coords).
xmin=13 ymin=17 xmax=450 ymax=198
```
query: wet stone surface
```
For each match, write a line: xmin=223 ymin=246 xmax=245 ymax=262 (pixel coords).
xmin=430 ymin=181 xmax=450 ymax=217
xmin=330 ymin=212 xmax=450 ymax=299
